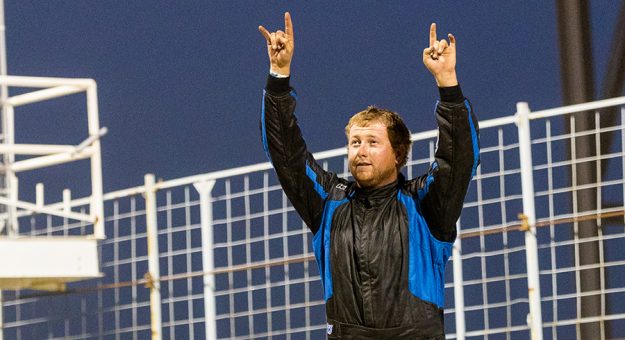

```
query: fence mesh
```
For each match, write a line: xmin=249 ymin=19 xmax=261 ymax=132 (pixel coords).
xmin=1 ymin=103 xmax=625 ymax=339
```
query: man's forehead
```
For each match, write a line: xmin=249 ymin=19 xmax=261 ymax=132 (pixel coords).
xmin=349 ymin=122 xmax=388 ymax=135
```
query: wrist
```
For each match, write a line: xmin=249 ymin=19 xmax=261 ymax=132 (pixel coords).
xmin=270 ymin=70 xmax=289 ymax=78
xmin=270 ymin=65 xmax=290 ymax=77
xmin=434 ymin=71 xmax=458 ymax=87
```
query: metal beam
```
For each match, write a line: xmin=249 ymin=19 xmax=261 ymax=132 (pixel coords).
xmin=5 ymin=85 xmax=84 ymax=107
xmin=556 ymin=0 xmax=602 ymax=338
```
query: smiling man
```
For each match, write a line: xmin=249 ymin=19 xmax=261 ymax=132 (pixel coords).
xmin=259 ymin=12 xmax=479 ymax=339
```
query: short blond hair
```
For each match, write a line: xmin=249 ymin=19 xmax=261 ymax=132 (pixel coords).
xmin=345 ymin=106 xmax=411 ymax=168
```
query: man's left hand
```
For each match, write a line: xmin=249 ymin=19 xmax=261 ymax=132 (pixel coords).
xmin=423 ymin=23 xmax=458 ymax=87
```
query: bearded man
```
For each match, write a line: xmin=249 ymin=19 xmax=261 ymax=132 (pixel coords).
xmin=259 ymin=12 xmax=479 ymax=339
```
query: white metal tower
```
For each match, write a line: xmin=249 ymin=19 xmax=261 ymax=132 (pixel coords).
xmin=0 ymin=0 xmax=104 ymax=292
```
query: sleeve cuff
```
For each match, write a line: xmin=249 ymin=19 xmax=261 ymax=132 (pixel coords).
xmin=266 ymin=74 xmax=291 ymax=95
xmin=438 ymin=84 xmax=464 ymax=103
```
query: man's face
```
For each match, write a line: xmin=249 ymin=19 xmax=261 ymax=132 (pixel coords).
xmin=347 ymin=120 xmax=398 ymax=189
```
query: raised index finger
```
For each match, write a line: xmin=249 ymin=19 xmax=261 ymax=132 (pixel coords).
xmin=429 ymin=23 xmax=437 ymax=47
xmin=285 ymin=12 xmax=294 ymax=40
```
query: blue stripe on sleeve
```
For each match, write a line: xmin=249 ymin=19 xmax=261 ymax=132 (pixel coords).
xmin=465 ymin=99 xmax=479 ymax=177
xmin=261 ymin=90 xmax=298 ymax=164
xmin=417 ymin=161 xmax=438 ymax=200
xmin=306 ymin=163 xmax=329 ymax=200
xmin=417 ymin=174 xmax=435 ymax=201
xmin=261 ymin=90 xmax=272 ymax=163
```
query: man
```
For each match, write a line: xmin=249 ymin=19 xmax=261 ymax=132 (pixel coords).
xmin=259 ymin=12 xmax=479 ymax=339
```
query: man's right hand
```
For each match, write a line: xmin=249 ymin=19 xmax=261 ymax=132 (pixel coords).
xmin=259 ymin=12 xmax=294 ymax=77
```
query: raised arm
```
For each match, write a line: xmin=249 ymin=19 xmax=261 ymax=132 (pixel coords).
xmin=259 ymin=13 xmax=339 ymax=234
xmin=413 ymin=23 xmax=480 ymax=242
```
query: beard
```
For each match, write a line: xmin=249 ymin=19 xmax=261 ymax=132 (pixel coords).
xmin=350 ymin=161 xmax=398 ymax=189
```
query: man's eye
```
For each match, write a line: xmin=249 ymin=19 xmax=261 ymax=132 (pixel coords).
xmin=351 ymin=140 xmax=360 ymax=146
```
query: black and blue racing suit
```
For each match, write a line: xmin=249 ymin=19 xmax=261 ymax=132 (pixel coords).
xmin=261 ymin=74 xmax=479 ymax=339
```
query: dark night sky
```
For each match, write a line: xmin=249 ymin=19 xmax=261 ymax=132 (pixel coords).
xmin=4 ymin=1 xmax=620 ymax=201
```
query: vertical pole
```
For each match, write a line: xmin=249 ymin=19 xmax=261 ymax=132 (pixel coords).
xmin=7 ymin=155 xmax=16 ymax=234
xmin=87 ymin=83 xmax=105 ymax=239
xmin=1 ymin=1 xmax=8 ymax=330
xmin=0 ymin=0 xmax=14 ymax=237
xmin=193 ymin=180 xmax=217 ymax=340
xmin=63 ymin=189 xmax=71 ymax=214
xmin=516 ymin=102 xmax=543 ymax=340
xmin=145 ymin=174 xmax=162 ymax=340
xmin=555 ymin=2 xmax=602 ymax=336
xmin=5 ymin=105 xmax=15 ymax=235
xmin=35 ymin=183 xmax=44 ymax=208
xmin=453 ymin=220 xmax=465 ymax=340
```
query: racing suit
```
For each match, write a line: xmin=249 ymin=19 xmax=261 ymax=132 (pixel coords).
xmin=261 ymin=74 xmax=479 ymax=339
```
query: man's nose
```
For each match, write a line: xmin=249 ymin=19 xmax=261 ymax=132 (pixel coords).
xmin=357 ymin=144 xmax=368 ymax=156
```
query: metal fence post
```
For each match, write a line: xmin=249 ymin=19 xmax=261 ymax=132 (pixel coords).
xmin=453 ymin=220 xmax=466 ymax=340
xmin=193 ymin=180 xmax=217 ymax=340
xmin=515 ymin=102 xmax=544 ymax=340
xmin=87 ymin=82 xmax=105 ymax=239
xmin=145 ymin=174 xmax=162 ymax=340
